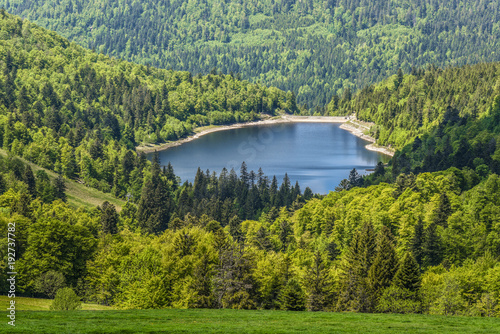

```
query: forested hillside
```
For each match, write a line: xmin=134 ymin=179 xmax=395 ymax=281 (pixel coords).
xmin=0 ymin=10 xmax=295 ymax=196
xmin=3 ymin=0 xmax=500 ymax=106
xmin=331 ymin=63 xmax=500 ymax=179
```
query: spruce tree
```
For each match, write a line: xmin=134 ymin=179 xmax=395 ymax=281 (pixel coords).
xmin=254 ymin=226 xmax=272 ymax=251
xmin=434 ymin=192 xmax=452 ymax=227
xmin=23 ymin=165 xmax=36 ymax=197
xmin=229 ymin=215 xmax=243 ymax=242
xmin=393 ymin=253 xmax=421 ymax=292
xmin=53 ymin=175 xmax=67 ymax=202
xmin=411 ymin=219 xmax=425 ymax=267
xmin=422 ymin=222 xmax=442 ymax=267
xmin=337 ymin=222 xmax=377 ymax=312
xmin=304 ymin=251 xmax=329 ymax=311
xmin=367 ymin=226 xmax=398 ymax=305
xmin=280 ymin=278 xmax=306 ymax=311
xmin=100 ymin=201 xmax=119 ymax=234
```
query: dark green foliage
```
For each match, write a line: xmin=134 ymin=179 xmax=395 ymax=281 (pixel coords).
xmin=367 ymin=226 xmax=398 ymax=303
xmin=280 ymin=279 xmax=306 ymax=311
xmin=411 ymin=220 xmax=425 ymax=268
xmin=337 ymin=222 xmax=377 ymax=312
xmin=304 ymin=251 xmax=329 ymax=311
xmin=34 ymin=270 xmax=66 ymax=299
xmin=53 ymin=175 xmax=67 ymax=202
xmin=393 ymin=254 xmax=421 ymax=292
xmin=100 ymin=201 xmax=119 ymax=234
xmin=228 ymin=216 xmax=243 ymax=242
xmin=348 ymin=168 xmax=364 ymax=189
xmin=337 ymin=62 xmax=500 ymax=181
xmin=254 ymin=226 xmax=272 ymax=251
xmin=0 ymin=11 xmax=294 ymax=201
xmin=23 ymin=165 xmax=36 ymax=197
xmin=422 ymin=223 xmax=442 ymax=268
xmin=434 ymin=193 xmax=452 ymax=227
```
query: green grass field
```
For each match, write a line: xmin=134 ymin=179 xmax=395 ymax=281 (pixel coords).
xmin=1 ymin=307 xmax=499 ymax=334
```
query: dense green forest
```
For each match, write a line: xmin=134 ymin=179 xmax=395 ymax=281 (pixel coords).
xmin=330 ymin=63 xmax=500 ymax=183
xmin=0 ymin=10 xmax=499 ymax=319
xmin=2 ymin=0 xmax=500 ymax=107
xmin=0 ymin=10 xmax=296 ymax=196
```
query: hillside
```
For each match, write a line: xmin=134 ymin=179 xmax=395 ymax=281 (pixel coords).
xmin=0 ymin=10 xmax=295 ymax=197
xmin=330 ymin=63 xmax=500 ymax=178
xmin=3 ymin=0 xmax=500 ymax=106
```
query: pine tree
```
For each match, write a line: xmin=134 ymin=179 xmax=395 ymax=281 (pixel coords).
xmin=280 ymin=278 xmax=306 ymax=311
xmin=422 ymin=222 xmax=442 ymax=267
xmin=393 ymin=253 xmax=421 ymax=292
xmin=367 ymin=226 xmax=398 ymax=306
xmin=100 ymin=201 xmax=119 ymax=234
xmin=411 ymin=219 xmax=425 ymax=267
xmin=23 ymin=165 xmax=36 ymax=197
xmin=337 ymin=222 xmax=377 ymax=312
xmin=304 ymin=251 xmax=329 ymax=311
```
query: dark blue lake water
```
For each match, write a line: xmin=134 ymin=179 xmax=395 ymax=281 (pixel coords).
xmin=152 ymin=123 xmax=390 ymax=194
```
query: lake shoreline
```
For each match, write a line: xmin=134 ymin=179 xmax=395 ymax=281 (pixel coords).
xmin=136 ymin=115 xmax=395 ymax=157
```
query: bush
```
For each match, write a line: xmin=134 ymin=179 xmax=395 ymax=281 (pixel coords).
xmin=50 ymin=287 xmax=82 ymax=311
xmin=34 ymin=270 xmax=66 ymax=298
xmin=376 ymin=286 xmax=422 ymax=314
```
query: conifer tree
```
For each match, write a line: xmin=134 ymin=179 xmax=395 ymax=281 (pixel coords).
xmin=280 ymin=278 xmax=306 ymax=311
xmin=337 ymin=222 xmax=377 ymax=312
xmin=304 ymin=250 xmax=329 ymax=311
xmin=411 ymin=219 xmax=425 ymax=267
xmin=434 ymin=192 xmax=452 ymax=227
xmin=100 ymin=201 xmax=119 ymax=234
xmin=53 ymin=175 xmax=67 ymax=202
xmin=254 ymin=226 xmax=272 ymax=251
xmin=229 ymin=215 xmax=243 ymax=242
xmin=279 ymin=220 xmax=293 ymax=251
xmin=422 ymin=222 xmax=442 ymax=267
xmin=367 ymin=226 xmax=398 ymax=306
xmin=393 ymin=253 xmax=421 ymax=292
xmin=23 ymin=165 xmax=36 ymax=197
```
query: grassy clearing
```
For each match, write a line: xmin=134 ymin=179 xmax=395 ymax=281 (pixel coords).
xmin=0 ymin=295 xmax=113 ymax=311
xmin=1 ymin=308 xmax=499 ymax=334
xmin=0 ymin=149 xmax=126 ymax=211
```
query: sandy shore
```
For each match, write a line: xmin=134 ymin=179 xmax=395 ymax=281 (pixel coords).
xmin=136 ymin=115 xmax=395 ymax=157
xmin=339 ymin=122 xmax=395 ymax=157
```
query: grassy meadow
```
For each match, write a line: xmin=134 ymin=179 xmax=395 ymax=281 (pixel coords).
xmin=1 ymin=306 xmax=499 ymax=334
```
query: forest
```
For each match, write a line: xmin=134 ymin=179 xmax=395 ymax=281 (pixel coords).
xmin=0 ymin=9 xmax=499 ymax=318
xmin=330 ymin=63 xmax=500 ymax=186
xmin=2 ymin=0 xmax=500 ymax=107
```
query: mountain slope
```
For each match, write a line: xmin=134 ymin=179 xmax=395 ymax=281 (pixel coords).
xmin=3 ymin=0 xmax=500 ymax=106
xmin=330 ymin=62 xmax=500 ymax=177
xmin=0 ymin=10 xmax=294 ymax=196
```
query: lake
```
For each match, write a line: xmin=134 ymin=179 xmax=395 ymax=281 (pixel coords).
xmin=152 ymin=123 xmax=390 ymax=194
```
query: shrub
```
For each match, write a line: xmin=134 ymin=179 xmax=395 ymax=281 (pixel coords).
xmin=50 ymin=287 xmax=82 ymax=311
